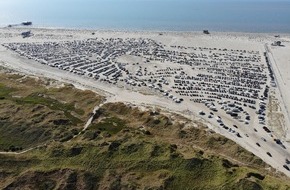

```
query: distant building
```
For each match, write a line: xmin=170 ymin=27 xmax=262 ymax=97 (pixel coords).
xmin=22 ymin=21 xmax=32 ymax=26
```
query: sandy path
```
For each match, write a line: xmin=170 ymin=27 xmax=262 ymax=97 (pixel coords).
xmin=82 ymin=101 xmax=108 ymax=131
xmin=0 ymin=147 xmax=35 ymax=155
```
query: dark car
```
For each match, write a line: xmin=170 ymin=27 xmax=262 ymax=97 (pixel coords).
xmin=263 ymin=126 xmax=271 ymax=133
xmin=281 ymin=144 xmax=287 ymax=149
xmin=266 ymin=152 xmax=272 ymax=157
xmin=256 ymin=143 xmax=261 ymax=147
xmin=274 ymin=139 xmax=282 ymax=144
xmin=286 ymin=158 xmax=290 ymax=164
xmin=230 ymin=113 xmax=238 ymax=117
xmin=199 ymin=111 xmax=205 ymax=115
xmin=283 ymin=165 xmax=290 ymax=171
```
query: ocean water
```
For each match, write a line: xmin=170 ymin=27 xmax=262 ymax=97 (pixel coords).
xmin=0 ymin=0 xmax=290 ymax=33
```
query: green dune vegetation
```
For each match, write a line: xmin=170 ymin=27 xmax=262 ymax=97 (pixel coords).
xmin=0 ymin=67 xmax=290 ymax=190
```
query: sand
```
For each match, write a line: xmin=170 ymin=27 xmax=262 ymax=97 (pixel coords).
xmin=1 ymin=27 xmax=290 ymax=176
xmin=267 ymin=43 xmax=290 ymax=139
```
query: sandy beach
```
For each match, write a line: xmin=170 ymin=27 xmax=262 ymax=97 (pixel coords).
xmin=1 ymin=27 xmax=290 ymax=176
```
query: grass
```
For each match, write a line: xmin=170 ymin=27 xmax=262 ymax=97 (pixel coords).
xmin=12 ymin=93 xmax=83 ymax=125
xmin=0 ymin=84 xmax=14 ymax=98
xmin=4 ymin=136 xmax=288 ymax=190
xmin=0 ymin=73 xmax=99 ymax=151
xmin=0 ymin=82 xmax=84 ymax=118
xmin=0 ymin=120 xmax=51 ymax=150
xmin=89 ymin=117 xmax=126 ymax=135
xmin=1 ymin=125 xmax=290 ymax=189
xmin=17 ymin=93 xmax=83 ymax=114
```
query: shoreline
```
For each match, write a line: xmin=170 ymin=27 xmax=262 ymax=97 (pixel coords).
xmin=1 ymin=26 xmax=290 ymax=37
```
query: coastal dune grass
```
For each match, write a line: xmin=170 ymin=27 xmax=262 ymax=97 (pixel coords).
xmin=1 ymin=132 xmax=290 ymax=190
xmin=0 ymin=71 xmax=102 ymax=151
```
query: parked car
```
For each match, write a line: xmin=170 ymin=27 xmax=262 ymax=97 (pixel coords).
xmin=263 ymin=126 xmax=271 ymax=133
xmin=199 ymin=111 xmax=205 ymax=115
xmin=283 ymin=165 xmax=290 ymax=171
xmin=274 ymin=139 xmax=282 ymax=144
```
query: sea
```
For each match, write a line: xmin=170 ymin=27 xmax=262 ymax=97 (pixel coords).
xmin=0 ymin=0 xmax=290 ymax=33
